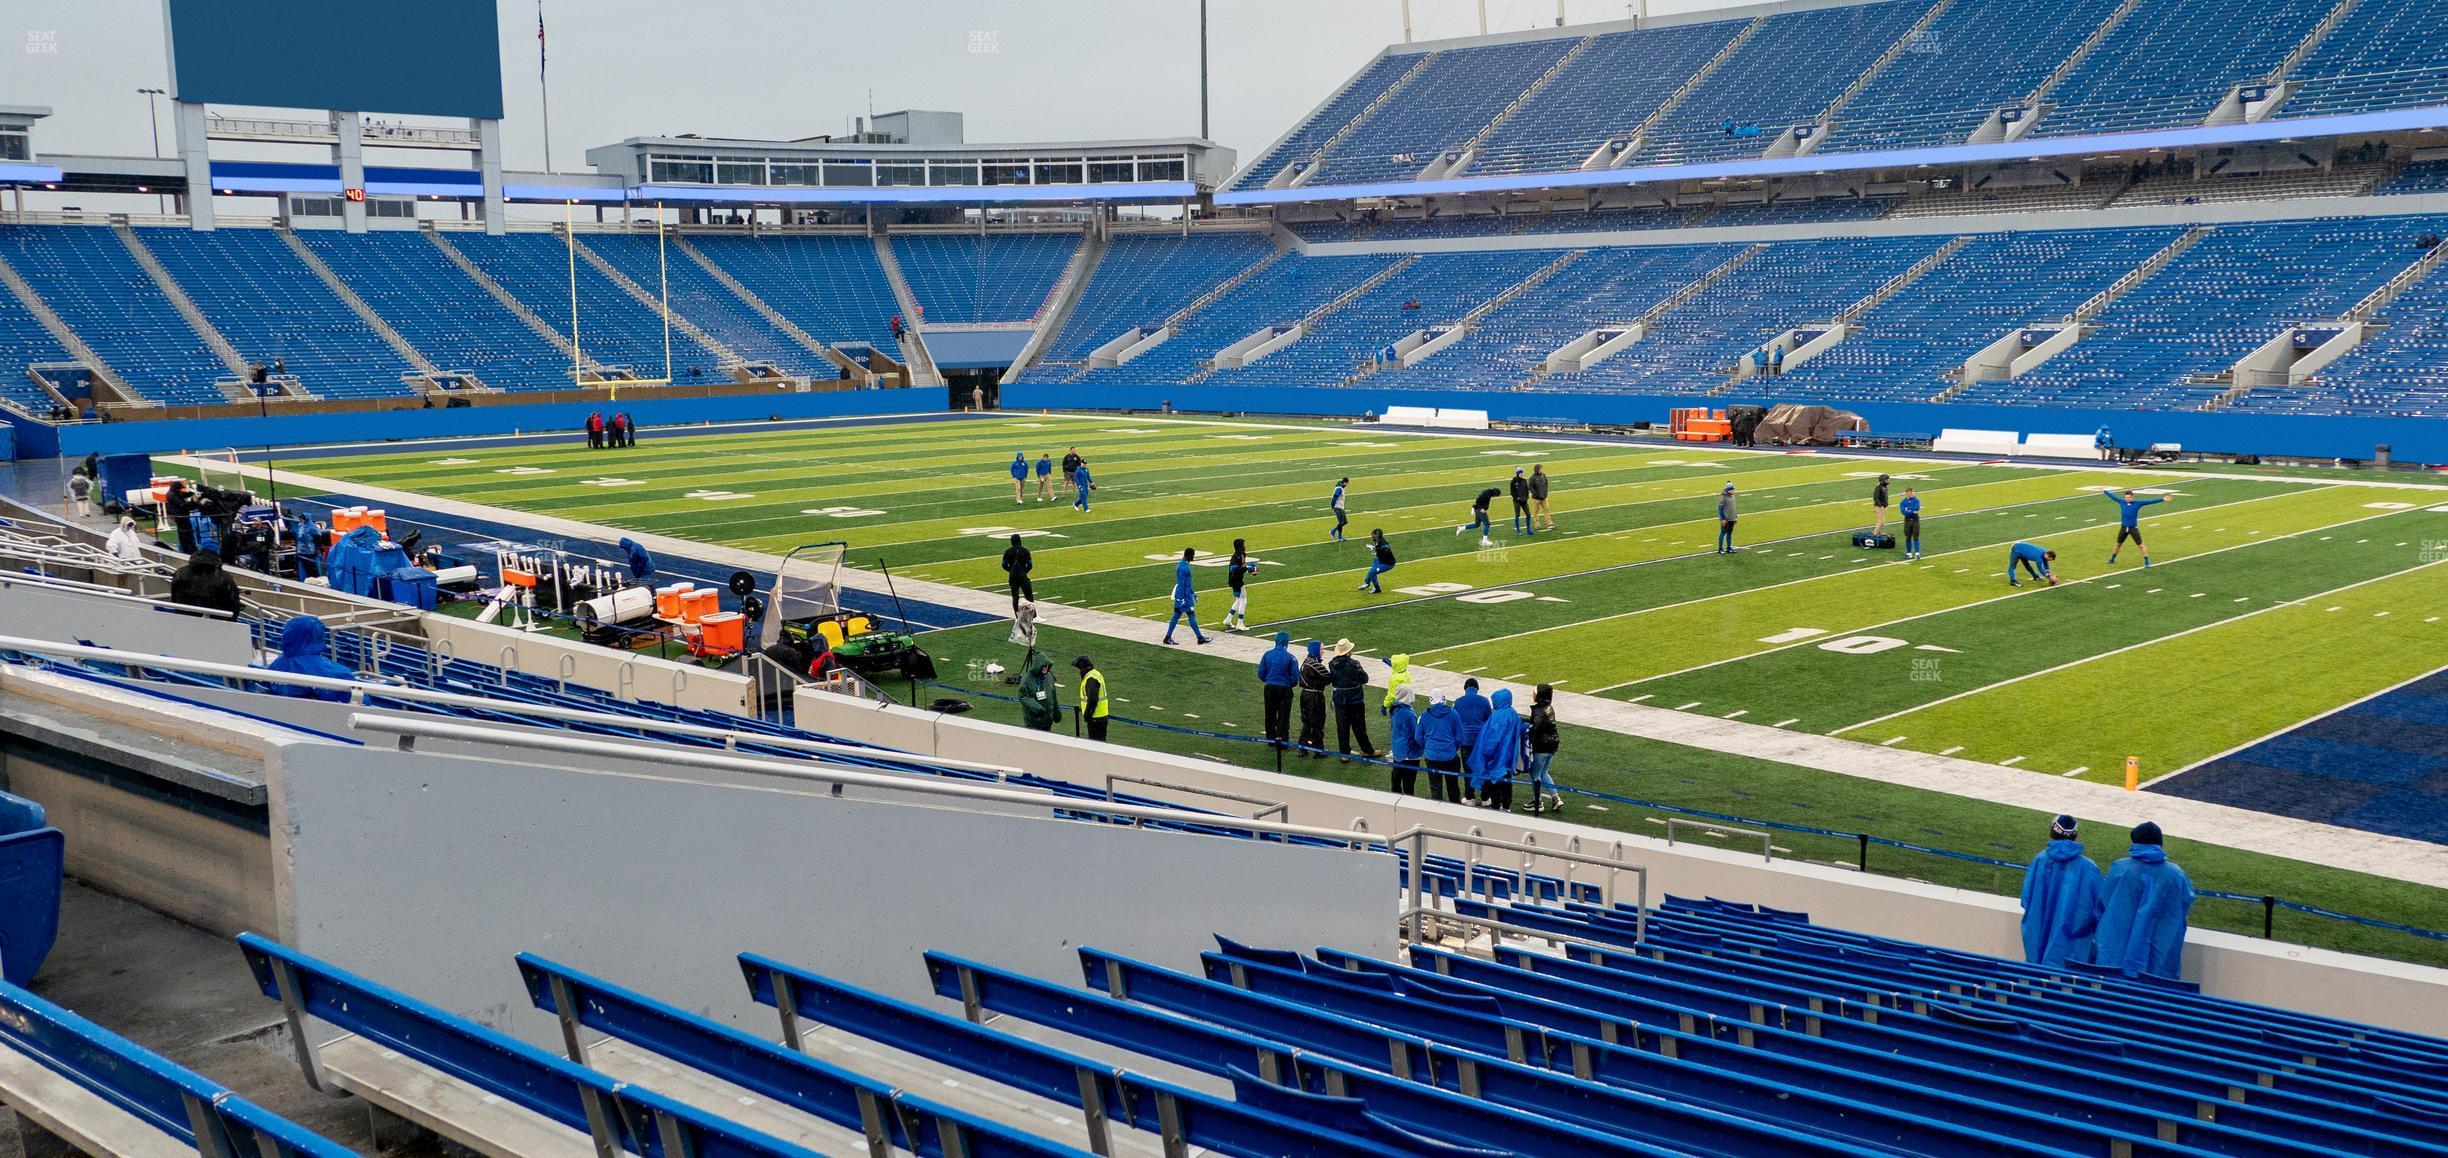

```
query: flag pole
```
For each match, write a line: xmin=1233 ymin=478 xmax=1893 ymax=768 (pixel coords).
xmin=537 ymin=0 xmax=553 ymax=170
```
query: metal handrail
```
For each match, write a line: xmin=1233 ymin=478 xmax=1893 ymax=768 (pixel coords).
xmin=1666 ymin=817 xmax=1775 ymax=863
xmin=349 ymin=714 xmax=1388 ymax=846
xmin=1102 ymin=775 xmax=1290 ymax=825
xmin=1394 ymin=823 xmax=1649 ymax=946
xmin=0 ymin=635 xmax=1026 ymax=779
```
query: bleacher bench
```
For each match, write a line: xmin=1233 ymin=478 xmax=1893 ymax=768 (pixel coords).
xmin=2019 ymin=432 xmax=2105 ymax=460
xmin=1381 ymin=406 xmax=1492 ymax=431
xmin=1931 ymin=428 xmax=2020 ymax=457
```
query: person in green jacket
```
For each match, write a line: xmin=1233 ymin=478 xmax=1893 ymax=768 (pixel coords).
xmin=1017 ymin=652 xmax=1060 ymax=731
xmin=1381 ymin=653 xmax=1411 ymax=715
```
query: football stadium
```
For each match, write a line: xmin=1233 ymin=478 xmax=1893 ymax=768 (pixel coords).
xmin=5 ymin=0 xmax=2448 ymax=1153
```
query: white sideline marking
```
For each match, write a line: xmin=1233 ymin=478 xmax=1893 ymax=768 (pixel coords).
xmin=2000 ymin=755 xmax=2025 ymax=766
xmin=2190 ymin=592 xmax=2206 ymax=598
xmin=1625 ymin=694 xmax=1653 ymax=703
xmin=2105 ymin=584 xmax=2122 ymax=589
xmin=1460 ymin=666 xmax=1486 ymax=674
xmin=2061 ymin=767 xmax=2089 ymax=777
xmin=1939 ymin=745 xmax=1964 ymax=755
xmin=1501 ymin=672 xmax=1527 ymax=680
xmin=1676 ymin=701 xmax=1702 ymax=710
xmin=1724 ymin=709 xmax=1749 ymax=719
xmin=1881 ymin=736 xmax=1906 ymax=747
xmin=2146 ymin=588 xmax=2163 ymax=594
xmin=1182 ymin=713 xmax=1201 ymax=719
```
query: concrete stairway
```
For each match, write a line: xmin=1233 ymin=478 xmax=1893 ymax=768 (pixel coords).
xmin=423 ymin=228 xmax=612 ymax=378
xmin=111 ymin=225 xmax=255 ymax=398
xmin=278 ymin=229 xmax=442 ymax=378
xmin=0 ymin=250 xmax=143 ymax=406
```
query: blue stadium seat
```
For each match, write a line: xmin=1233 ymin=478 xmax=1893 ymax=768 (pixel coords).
xmin=1019 ymin=230 xmax=1278 ymax=379
xmin=443 ymin=231 xmax=721 ymax=378
xmin=137 ymin=228 xmax=415 ymax=400
xmin=686 ymin=233 xmax=902 ymax=348
xmin=295 ymin=229 xmax=574 ymax=392
xmin=0 ymin=225 xmax=231 ymax=406
xmin=890 ymin=231 xmax=1080 ymax=324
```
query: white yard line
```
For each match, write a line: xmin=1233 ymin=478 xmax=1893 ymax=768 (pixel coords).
xmin=1833 ymin=557 xmax=2448 ymax=738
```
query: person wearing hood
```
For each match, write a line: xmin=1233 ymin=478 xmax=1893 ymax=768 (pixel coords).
xmin=260 ymin=616 xmax=355 ymax=701
xmin=1381 ymin=654 xmax=1411 ymax=715
xmin=106 ymin=516 xmax=146 ymax=562
xmin=1328 ymin=477 xmax=1349 ymax=542
xmin=2094 ymin=822 xmax=2195 ymax=978
xmin=2019 ymin=815 xmax=2104 ymax=967
xmin=617 ymin=537 xmax=655 ymax=582
xmin=1326 ymin=638 xmax=1376 ymax=761
xmin=1017 ymin=652 xmax=1060 ymax=731
xmin=1420 ymin=690 xmax=1462 ymax=803
xmin=585 ymin=411 xmax=604 ymax=450
xmin=170 ymin=548 xmax=244 ymax=616
xmin=1525 ymin=684 xmax=1562 ymax=813
xmin=1162 ymin=548 xmax=1211 ymax=646
xmin=1010 ymin=451 xmax=1030 ymax=504
xmin=1716 ymin=483 xmax=1738 ymax=554
xmin=1468 ymin=688 xmax=1525 ymax=811
xmin=1386 ymin=685 xmax=1423 ymax=797
xmin=1454 ymin=679 xmax=1492 ymax=772
xmin=1225 ymin=539 xmax=1251 ymax=631
xmin=1256 ymin=631 xmax=1299 ymax=749
xmin=1295 ymin=639 xmax=1330 ymax=757
xmin=1871 ymin=474 xmax=1891 ymax=538
xmin=1001 ymin=534 xmax=1035 ymax=614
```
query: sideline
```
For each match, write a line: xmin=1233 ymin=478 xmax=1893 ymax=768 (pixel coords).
xmin=170 ymin=448 xmax=2448 ymax=892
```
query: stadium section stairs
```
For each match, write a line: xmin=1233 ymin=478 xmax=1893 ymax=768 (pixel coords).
xmin=1341 ymin=248 xmax=1584 ymax=385
xmin=1190 ymin=254 xmax=1421 ymax=383
xmin=872 ymin=234 xmax=944 ymax=386
xmin=1712 ymin=234 xmax=1973 ymax=393
xmin=1434 ymin=34 xmax=1599 ymax=179
xmin=1799 ymin=0 xmax=1959 ymax=155
xmin=1005 ymin=228 xmax=1107 ymax=379
xmin=276 ymin=228 xmax=448 ymax=386
xmin=1622 ymin=17 xmax=1767 ymax=164
xmin=422 ymin=228 xmax=611 ymax=378
xmin=1527 ymin=242 xmax=1765 ymax=387
xmin=110 ymin=225 xmax=254 ymax=400
xmin=1938 ymin=224 xmax=2209 ymax=399
xmin=1993 ymin=0 xmax=2150 ymax=140
xmin=1067 ymin=242 xmax=1289 ymax=382
xmin=670 ymin=234 xmax=836 ymax=364
xmin=1282 ymin=52 xmax=1441 ymax=188
xmin=0 ymin=250 xmax=135 ymax=407
xmin=570 ymin=234 xmax=743 ymax=370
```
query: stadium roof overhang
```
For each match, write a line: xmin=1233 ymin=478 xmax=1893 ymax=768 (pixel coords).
xmin=1216 ymin=105 xmax=2448 ymax=207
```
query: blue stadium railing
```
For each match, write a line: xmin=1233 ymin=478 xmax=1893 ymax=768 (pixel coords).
xmin=0 ymin=978 xmax=354 ymax=1157
xmin=235 ymin=933 xmax=836 ymax=1158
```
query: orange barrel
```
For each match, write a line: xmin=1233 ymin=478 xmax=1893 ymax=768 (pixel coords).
xmin=698 ymin=611 xmax=745 ymax=654
xmin=681 ymin=588 xmax=719 ymax=624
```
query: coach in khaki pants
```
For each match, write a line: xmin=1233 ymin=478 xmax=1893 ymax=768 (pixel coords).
xmin=1529 ymin=464 xmax=1555 ymax=531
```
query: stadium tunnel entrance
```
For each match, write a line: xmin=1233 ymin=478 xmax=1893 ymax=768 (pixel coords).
xmin=928 ymin=329 xmax=1035 ymax=410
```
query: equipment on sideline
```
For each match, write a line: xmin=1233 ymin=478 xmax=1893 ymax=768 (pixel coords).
xmin=1851 ymin=532 xmax=1896 ymax=549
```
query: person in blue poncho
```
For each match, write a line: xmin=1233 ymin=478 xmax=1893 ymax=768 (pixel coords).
xmin=1420 ymin=689 xmax=1462 ymax=804
xmin=616 ymin=537 xmax=655 ymax=582
xmin=1454 ymin=678 xmax=1491 ymax=769
xmin=2094 ymin=821 xmax=2195 ymax=978
xmin=260 ymin=616 xmax=355 ymax=701
xmin=1467 ymin=688 xmax=1524 ymax=811
xmin=1162 ymin=547 xmax=1210 ymax=646
xmin=2018 ymin=814 xmax=2104 ymax=967
xmin=1009 ymin=451 xmax=1029 ymax=504
xmin=1386 ymin=685 xmax=1422 ymax=797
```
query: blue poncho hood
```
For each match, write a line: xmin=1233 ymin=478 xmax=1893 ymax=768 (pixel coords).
xmin=1467 ymin=688 xmax=1523 ymax=789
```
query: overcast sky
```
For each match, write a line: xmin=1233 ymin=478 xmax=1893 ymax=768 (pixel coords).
xmin=9 ymin=0 xmax=1751 ymax=173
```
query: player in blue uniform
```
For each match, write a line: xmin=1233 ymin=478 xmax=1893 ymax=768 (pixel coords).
xmin=2103 ymin=488 xmax=2167 ymax=568
xmin=1898 ymin=487 xmax=1922 ymax=559
xmin=2007 ymin=541 xmax=2056 ymax=587
xmin=1162 ymin=547 xmax=1211 ymax=646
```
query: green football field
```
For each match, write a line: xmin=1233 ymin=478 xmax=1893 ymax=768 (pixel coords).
xmin=284 ymin=412 xmax=2448 ymax=788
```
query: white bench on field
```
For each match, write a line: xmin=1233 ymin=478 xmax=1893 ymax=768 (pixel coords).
xmin=2019 ymin=432 xmax=2105 ymax=459
xmin=1931 ymin=428 xmax=2019 ymax=457
xmin=1381 ymin=406 xmax=1490 ymax=430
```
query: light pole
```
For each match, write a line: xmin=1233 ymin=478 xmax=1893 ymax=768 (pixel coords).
xmin=137 ymin=88 xmax=165 ymax=214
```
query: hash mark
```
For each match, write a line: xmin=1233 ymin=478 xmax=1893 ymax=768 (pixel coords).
xmin=1772 ymin=718 xmax=1798 ymax=728
xmin=2000 ymin=755 xmax=2025 ymax=766
xmin=1626 ymin=694 xmax=1653 ymax=703
xmin=1938 ymin=745 xmax=1964 ymax=755
xmin=1881 ymin=736 xmax=1906 ymax=747
xmin=1724 ymin=709 xmax=1748 ymax=719
xmin=1675 ymin=701 xmax=1702 ymax=710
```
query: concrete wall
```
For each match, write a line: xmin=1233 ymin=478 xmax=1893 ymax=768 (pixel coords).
xmin=265 ymin=739 xmax=1393 ymax=1046
xmin=415 ymin=611 xmax=754 ymax=716
xmin=797 ymin=688 xmax=2448 ymax=1037
xmin=0 ymin=580 xmax=257 ymax=668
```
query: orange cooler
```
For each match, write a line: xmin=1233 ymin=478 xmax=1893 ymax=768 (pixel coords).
xmin=681 ymin=588 xmax=719 ymax=623
xmin=698 ymin=612 xmax=744 ymax=654
xmin=655 ymin=583 xmax=691 ymax=619
xmin=362 ymin=509 xmax=388 ymax=536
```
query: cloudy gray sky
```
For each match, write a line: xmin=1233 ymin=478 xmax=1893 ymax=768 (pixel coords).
xmin=9 ymin=0 xmax=1747 ymax=173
